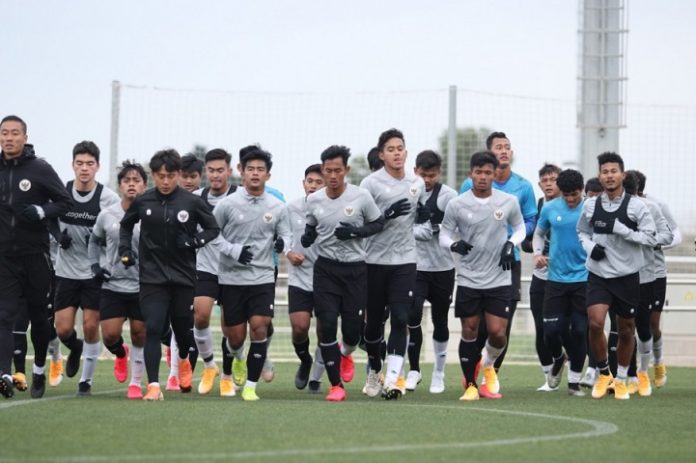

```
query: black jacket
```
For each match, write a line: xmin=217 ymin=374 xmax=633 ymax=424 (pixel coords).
xmin=119 ymin=186 xmax=219 ymax=287
xmin=0 ymin=145 xmax=73 ymax=256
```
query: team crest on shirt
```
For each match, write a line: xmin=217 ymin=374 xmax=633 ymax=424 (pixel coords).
xmin=344 ymin=206 xmax=355 ymax=217
xmin=177 ymin=210 xmax=190 ymax=223
xmin=19 ymin=179 xmax=31 ymax=191
xmin=409 ymin=186 xmax=419 ymax=196
xmin=556 ymin=215 xmax=563 ymax=222
xmin=494 ymin=209 xmax=505 ymax=221
xmin=263 ymin=212 xmax=273 ymax=223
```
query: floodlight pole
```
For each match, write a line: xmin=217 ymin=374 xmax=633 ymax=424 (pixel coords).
xmin=109 ymin=80 xmax=121 ymax=191
xmin=447 ymin=85 xmax=457 ymax=188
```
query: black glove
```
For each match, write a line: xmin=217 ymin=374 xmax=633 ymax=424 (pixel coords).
xmin=91 ymin=263 xmax=111 ymax=283
xmin=177 ymin=231 xmax=202 ymax=249
xmin=334 ymin=222 xmax=361 ymax=241
xmin=384 ymin=198 xmax=411 ymax=220
xmin=120 ymin=250 xmax=137 ymax=268
xmin=590 ymin=244 xmax=606 ymax=261
xmin=520 ymin=236 xmax=533 ymax=253
xmin=300 ymin=225 xmax=318 ymax=248
xmin=431 ymin=223 xmax=440 ymax=235
xmin=238 ymin=245 xmax=253 ymax=265
xmin=498 ymin=241 xmax=515 ymax=271
xmin=58 ymin=229 xmax=72 ymax=250
xmin=450 ymin=240 xmax=473 ymax=256
xmin=274 ymin=237 xmax=284 ymax=253
xmin=415 ymin=203 xmax=430 ymax=224
xmin=20 ymin=205 xmax=43 ymax=222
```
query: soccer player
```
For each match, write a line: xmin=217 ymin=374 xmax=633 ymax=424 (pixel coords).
xmin=286 ymin=164 xmax=326 ymax=392
xmin=524 ymin=163 xmax=562 ymax=391
xmin=88 ymin=161 xmax=148 ymax=399
xmin=441 ymin=151 xmax=525 ymax=401
xmin=180 ymin=154 xmax=204 ymax=193
xmin=577 ymin=152 xmax=656 ymax=400
xmin=533 ymin=169 xmax=589 ymax=396
xmin=192 ymin=149 xmax=237 ymax=396
xmin=459 ymin=132 xmax=536 ymax=373
xmin=408 ymin=150 xmax=457 ymax=393
xmin=302 ymin=145 xmax=384 ymax=401
xmin=0 ymin=115 xmax=73 ymax=399
xmin=631 ymin=170 xmax=681 ymax=388
xmin=119 ymin=149 xmax=219 ymax=401
xmin=360 ymin=129 xmax=429 ymax=400
xmin=53 ymin=141 xmax=120 ymax=396
xmin=212 ymin=149 xmax=291 ymax=401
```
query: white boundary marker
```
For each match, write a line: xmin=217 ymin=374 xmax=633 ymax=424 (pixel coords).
xmin=0 ymin=397 xmax=618 ymax=462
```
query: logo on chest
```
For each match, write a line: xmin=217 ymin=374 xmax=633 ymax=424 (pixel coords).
xmin=344 ymin=206 xmax=355 ymax=217
xmin=409 ymin=186 xmax=419 ymax=197
xmin=177 ymin=210 xmax=190 ymax=223
xmin=263 ymin=212 xmax=274 ymax=224
xmin=494 ymin=209 xmax=505 ymax=221
xmin=19 ymin=179 xmax=31 ymax=192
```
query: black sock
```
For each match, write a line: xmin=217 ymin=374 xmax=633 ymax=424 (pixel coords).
xmin=628 ymin=340 xmax=638 ymax=377
xmin=597 ymin=359 xmax=611 ymax=376
xmin=608 ymin=331 xmax=618 ymax=377
xmin=379 ymin=339 xmax=387 ymax=362
xmin=246 ymin=340 xmax=267 ymax=383
xmin=320 ymin=342 xmax=342 ymax=387
xmin=293 ymin=338 xmax=312 ymax=365
xmin=187 ymin=329 xmax=198 ymax=371
xmin=105 ymin=337 xmax=126 ymax=358
xmin=13 ymin=333 xmax=27 ymax=374
xmin=61 ymin=330 xmax=81 ymax=351
xmin=569 ymin=382 xmax=580 ymax=391
xmin=459 ymin=338 xmax=480 ymax=386
xmin=407 ymin=326 xmax=422 ymax=372
xmin=221 ymin=337 xmax=233 ymax=376
xmin=366 ymin=339 xmax=382 ymax=372
xmin=551 ymin=353 xmax=565 ymax=376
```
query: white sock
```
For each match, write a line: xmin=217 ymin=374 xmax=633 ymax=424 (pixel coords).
xmin=310 ymin=345 xmax=325 ymax=382
xmin=193 ymin=327 xmax=215 ymax=365
xmin=80 ymin=341 xmax=101 ymax=384
xmin=637 ymin=337 xmax=653 ymax=372
xmin=169 ymin=335 xmax=179 ymax=378
xmin=226 ymin=338 xmax=246 ymax=361
xmin=48 ymin=337 xmax=62 ymax=361
xmin=33 ymin=363 xmax=45 ymax=375
xmin=433 ymin=339 xmax=448 ymax=374
xmin=130 ymin=346 xmax=144 ymax=386
xmin=385 ymin=354 xmax=404 ymax=386
xmin=568 ymin=370 xmax=582 ymax=384
xmin=541 ymin=363 xmax=552 ymax=375
xmin=482 ymin=340 xmax=505 ymax=368
xmin=244 ymin=380 xmax=257 ymax=389
xmin=221 ymin=373 xmax=232 ymax=381
xmin=653 ymin=337 xmax=663 ymax=364
xmin=617 ymin=365 xmax=629 ymax=381
xmin=340 ymin=342 xmax=357 ymax=357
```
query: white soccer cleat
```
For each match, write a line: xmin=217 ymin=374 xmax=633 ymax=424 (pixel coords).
xmin=405 ymin=370 xmax=422 ymax=391
xmin=429 ymin=371 xmax=445 ymax=394
xmin=536 ymin=381 xmax=559 ymax=392
xmin=364 ymin=369 xmax=382 ymax=398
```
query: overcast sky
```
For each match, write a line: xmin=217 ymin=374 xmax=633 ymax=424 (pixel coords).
xmin=2 ymin=0 xmax=695 ymax=204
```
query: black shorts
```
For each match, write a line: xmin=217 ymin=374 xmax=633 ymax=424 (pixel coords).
xmin=543 ymin=281 xmax=586 ymax=317
xmin=639 ymin=281 xmax=656 ymax=314
xmin=511 ymin=260 xmax=522 ymax=302
xmin=288 ymin=285 xmax=314 ymax=315
xmin=54 ymin=276 xmax=101 ymax=311
xmin=100 ymin=289 xmax=143 ymax=321
xmin=195 ymin=271 xmax=220 ymax=300
xmin=313 ymin=257 xmax=366 ymax=321
xmin=139 ymin=284 xmax=194 ymax=318
xmin=414 ymin=269 xmax=455 ymax=308
xmin=366 ymin=263 xmax=417 ymax=307
xmin=586 ymin=272 xmax=639 ymax=319
xmin=454 ymin=285 xmax=512 ymax=319
xmin=653 ymin=277 xmax=667 ymax=312
xmin=219 ymin=283 xmax=275 ymax=326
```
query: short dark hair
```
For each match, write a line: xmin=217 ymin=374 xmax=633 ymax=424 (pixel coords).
xmin=486 ymin=131 xmax=508 ymax=150
xmin=597 ymin=151 xmax=624 ymax=171
xmin=320 ymin=145 xmax=351 ymax=166
xmin=240 ymin=148 xmax=273 ymax=171
xmin=181 ymin=154 xmax=204 ymax=174
xmin=625 ymin=169 xmax=646 ymax=193
xmin=623 ymin=171 xmax=638 ymax=195
xmin=556 ymin=169 xmax=584 ymax=193
xmin=470 ymin=151 xmax=499 ymax=170
xmin=377 ymin=128 xmax=404 ymax=152
xmin=117 ymin=160 xmax=147 ymax=184
xmin=150 ymin=149 xmax=182 ymax=173
xmin=584 ymin=177 xmax=603 ymax=194
xmin=367 ymin=147 xmax=383 ymax=171
xmin=304 ymin=163 xmax=322 ymax=177
xmin=415 ymin=150 xmax=442 ymax=170
xmin=205 ymin=148 xmax=232 ymax=165
xmin=538 ymin=163 xmax=561 ymax=178
xmin=239 ymin=144 xmax=261 ymax=159
xmin=1 ymin=115 xmax=27 ymax=133
xmin=72 ymin=141 xmax=100 ymax=163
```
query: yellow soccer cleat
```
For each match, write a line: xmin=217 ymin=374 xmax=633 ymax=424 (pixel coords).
xmin=219 ymin=377 xmax=236 ymax=397
xmin=232 ymin=358 xmax=247 ymax=387
xmin=626 ymin=377 xmax=639 ymax=395
xmin=637 ymin=371 xmax=652 ymax=397
xmin=653 ymin=363 xmax=667 ymax=388
xmin=241 ymin=385 xmax=259 ymax=401
xmin=143 ymin=383 xmax=164 ymax=401
xmin=12 ymin=372 xmax=28 ymax=392
xmin=197 ymin=365 xmax=219 ymax=395
xmin=395 ymin=375 xmax=407 ymax=396
xmin=459 ymin=383 xmax=480 ymax=401
xmin=48 ymin=359 xmax=64 ymax=387
xmin=592 ymin=373 xmax=613 ymax=399
xmin=613 ymin=379 xmax=630 ymax=400
xmin=482 ymin=367 xmax=500 ymax=394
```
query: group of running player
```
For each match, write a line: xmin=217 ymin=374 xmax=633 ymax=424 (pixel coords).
xmin=0 ymin=114 xmax=681 ymax=402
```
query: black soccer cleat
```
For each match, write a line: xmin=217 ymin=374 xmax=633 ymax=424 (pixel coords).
xmin=30 ymin=373 xmax=46 ymax=399
xmin=66 ymin=340 xmax=84 ymax=378
xmin=294 ymin=361 xmax=312 ymax=390
xmin=77 ymin=381 xmax=92 ymax=397
xmin=307 ymin=380 xmax=322 ymax=394
xmin=0 ymin=373 xmax=15 ymax=399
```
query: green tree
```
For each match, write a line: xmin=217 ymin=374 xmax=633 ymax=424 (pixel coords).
xmin=438 ymin=126 xmax=491 ymax=189
xmin=346 ymin=154 xmax=371 ymax=185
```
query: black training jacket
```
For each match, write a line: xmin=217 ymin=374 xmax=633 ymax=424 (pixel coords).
xmin=0 ymin=145 xmax=73 ymax=256
xmin=119 ymin=185 xmax=220 ymax=287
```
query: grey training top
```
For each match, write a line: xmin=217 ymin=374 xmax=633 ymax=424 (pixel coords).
xmin=195 ymin=188 xmax=230 ymax=275
xmin=360 ymin=168 xmax=427 ymax=265
xmin=645 ymin=194 xmax=678 ymax=279
xmin=577 ymin=191 xmax=657 ymax=279
xmin=305 ymin=184 xmax=382 ymax=263
xmin=639 ymin=197 xmax=673 ymax=284
xmin=89 ymin=202 xmax=140 ymax=293
xmin=413 ymin=184 xmax=457 ymax=272
xmin=213 ymin=188 xmax=292 ymax=286
xmin=287 ymin=196 xmax=318 ymax=291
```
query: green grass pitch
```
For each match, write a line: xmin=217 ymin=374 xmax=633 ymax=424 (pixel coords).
xmin=1 ymin=362 xmax=693 ymax=463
